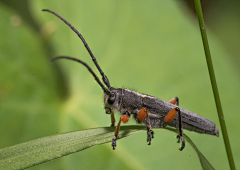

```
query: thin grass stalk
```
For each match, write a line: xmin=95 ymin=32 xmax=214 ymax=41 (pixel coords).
xmin=193 ymin=0 xmax=236 ymax=169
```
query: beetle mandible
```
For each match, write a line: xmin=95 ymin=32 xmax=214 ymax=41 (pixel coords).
xmin=42 ymin=9 xmax=219 ymax=151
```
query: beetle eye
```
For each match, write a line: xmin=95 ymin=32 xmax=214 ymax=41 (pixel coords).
xmin=108 ymin=92 xmax=116 ymax=104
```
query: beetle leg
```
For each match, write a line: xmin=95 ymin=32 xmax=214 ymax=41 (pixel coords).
xmin=112 ymin=112 xmax=130 ymax=150
xmin=164 ymin=107 xmax=180 ymax=123
xmin=176 ymin=109 xmax=185 ymax=151
xmin=165 ymin=97 xmax=185 ymax=151
xmin=110 ymin=110 xmax=115 ymax=127
xmin=137 ymin=108 xmax=154 ymax=145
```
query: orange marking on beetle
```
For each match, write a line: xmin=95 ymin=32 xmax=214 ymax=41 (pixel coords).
xmin=115 ymin=115 xmax=130 ymax=136
xmin=120 ymin=115 xmax=130 ymax=123
xmin=169 ymin=98 xmax=177 ymax=105
xmin=137 ymin=108 xmax=147 ymax=122
xmin=164 ymin=108 xmax=180 ymax=123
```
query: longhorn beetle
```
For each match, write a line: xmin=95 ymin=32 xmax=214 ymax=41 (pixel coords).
xmin=42 ymin=9 xmax=219 ymax=151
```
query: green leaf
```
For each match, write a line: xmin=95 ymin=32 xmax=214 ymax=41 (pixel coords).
xmin=0 ymin=126 xmax=145 ymax=170
xmin=1 ymin=0 xmax=239 ymax=169
xmin=194 ymin=1 xmax=236 ymax=170
xmin=0 ymin=126 xmax=215 ymax=170
xmin=165 ymin=127 xmax=215 ymax=170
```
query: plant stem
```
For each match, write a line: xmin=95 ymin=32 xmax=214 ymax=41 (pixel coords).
xmin=193 ymin=0 xmax=236 ymax=170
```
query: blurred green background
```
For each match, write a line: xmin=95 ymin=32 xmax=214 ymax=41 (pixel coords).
xmin=0 ymin=0 xmax=239 ymax=169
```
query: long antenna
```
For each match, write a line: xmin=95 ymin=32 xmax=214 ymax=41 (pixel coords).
xmin=42 ymin=9 xmax=111 ymax=88
xmin=51 ymin=56 xmax=110 ymax=94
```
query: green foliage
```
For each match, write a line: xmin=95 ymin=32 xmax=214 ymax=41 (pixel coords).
xmin=0 ymin=0 xmax=239 ymax=170
xmin=0 ymin=126 xmax=214 ymax=170
xmin=194 ymin=1 xmax=236 ymax=169
xmin=0 ymin=126 xmax=145 ymax=170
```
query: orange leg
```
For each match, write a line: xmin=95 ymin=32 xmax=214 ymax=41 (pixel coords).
xmin=164 ymin=97 xmax=179 ymax=123
xmin=137 ymin=108 xmax=148 ymax=122
xmin=110 ymin=110 xmax=115 ymax=127
xmin=165 ymin=97 xmax=185 ymax=151
xmin=112 ymin=114 xmax=130 ymax=150
xmin=169 ymin=97 xmax=178 ymax=105
xmin=164 ymin=107 xmax=180 ymax=123
xmin=137 ymin=108 xmax=154 ymax=145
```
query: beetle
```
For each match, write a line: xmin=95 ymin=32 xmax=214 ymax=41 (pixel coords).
xmin=42 ymin=9 xmax=219 ymax=151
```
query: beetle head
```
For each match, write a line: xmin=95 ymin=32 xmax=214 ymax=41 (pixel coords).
xmin=104 ymin=88 xmax=122 ymax=114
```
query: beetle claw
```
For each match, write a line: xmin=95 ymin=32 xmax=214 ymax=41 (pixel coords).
xmin=147 ymin=130 xmax=154 ymax=145
xmin=176 ymin=135 xmax=185 ymax=151
xmin=112 ymin=136 xmax=117 ymax=150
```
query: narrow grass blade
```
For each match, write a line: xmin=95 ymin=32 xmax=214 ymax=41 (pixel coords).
xmin=0 ymin=126 xmax=145 ymax=170
xmin=193 ymin=0 xmax=236 ymax=169
xmin=0 ymin=126 xmax=215 ymax=170
xmin=165 ymin=127 xmax=215 ymax=170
